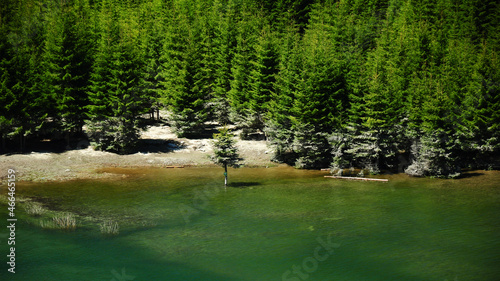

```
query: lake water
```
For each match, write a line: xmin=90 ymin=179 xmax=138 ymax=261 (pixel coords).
xmin=1 ymin=166 xmax=499 ymax=281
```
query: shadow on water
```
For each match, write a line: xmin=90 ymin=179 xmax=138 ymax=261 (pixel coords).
xmin=456 ymin=171 xmax=484 ymax=178
xmin=229 ymin=182 xmax=261 ymax=188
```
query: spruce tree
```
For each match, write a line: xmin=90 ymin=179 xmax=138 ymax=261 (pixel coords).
xmin=158 ymin=2 xmax=207 ymax=137
xmin=291 ymin=3 xmax=348 ymax=168
xmin=138 ymin=0 xmax=167 ymax=121
xmin=86 ymin=0 xmax=146 ymax=153
xmin=265 ymin=20 xmax=301 ymax=164
xmin=1 ymin=0 xmax=48 ymax=152
xmin=242 ymin=23 xmax=278 ymax=139
xmin=227 ymin=5 xmax=262 ymax=132
xmin=342 ymin=29 xmax=404 ymax=174
xmin=210 ymin=127 xmax=242 ymax=186
xmin=210 ymin=0 xmax=238 ymax=125
xmin=42 ymin=0 xmax=93 ymax=146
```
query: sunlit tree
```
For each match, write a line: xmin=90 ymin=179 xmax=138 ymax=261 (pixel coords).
xmin=210 ymin=127 xmax=242 ymax=186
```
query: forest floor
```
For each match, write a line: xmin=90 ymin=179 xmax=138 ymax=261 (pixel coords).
xmin=0 ymin=123 xmax=274 ymax=183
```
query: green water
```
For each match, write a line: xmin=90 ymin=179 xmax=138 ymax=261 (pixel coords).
xmin=1 ymin=166 xmax=499 ymax=281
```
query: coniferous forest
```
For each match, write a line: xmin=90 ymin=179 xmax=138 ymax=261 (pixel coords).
xmin=1 ymin=0 xmax=499 ymax=177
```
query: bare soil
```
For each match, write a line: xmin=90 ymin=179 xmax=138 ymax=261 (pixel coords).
xmin=0 ymin=124 xmax=274 ymax=183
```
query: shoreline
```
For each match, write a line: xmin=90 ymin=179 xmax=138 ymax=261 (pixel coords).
xmin=2 ymin=146 xmax=498 ymax=184
xmin=1 ymin=124 xmax=498 ymax=184
xmin=0 ymin=124 xmax=274 ymax=183
xmin=0 ymin=144 xmax=274 ymax=183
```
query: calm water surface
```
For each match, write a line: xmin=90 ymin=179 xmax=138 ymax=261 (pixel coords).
xmin=1 ymin=166 xmax=499 ymax=281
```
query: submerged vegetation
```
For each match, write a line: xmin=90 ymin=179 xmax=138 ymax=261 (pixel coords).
xmin=39 ymin=213 xmax=77 ymax=230
xmin=1 ymin=167 xmax=499 ymax=280
xmin=1 ymin=0 xmax=499 ymax=177
xmin=52 ymin=213 xmax=77 ymax=230
xmin=24 ymin=201 xmax=47 ymax=216
xmin=99 ymin=220 xmax=120 ymax=236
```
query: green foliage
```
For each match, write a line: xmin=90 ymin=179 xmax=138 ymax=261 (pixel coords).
xmin=284 ymin=2 xmax=350 ymax=168
xmin=86 ymin=117 xmax=140 ymax=153
xmin=138 ymin=0 xmax=167 ymax=120
xmin=158 ymin=1 xmax=208 ymax=137
xmin=210 ymin=127 xmax=242 ymax=168
xmin=0 ymin=0 xmax=498 ymax=176
xmin=42 ymin=0 xmax=93 ymax=135
xmin=405 ymin=131 xmax=461 ymax=178
xmin=86 ymin=0 xmax=145 ymax=153
xmin=228 ymin=6 xmax=262 ymax=129
xmin=264 ymin=21 xmax=301 ymax=164
xmin=0 ymin=0 xmax=48 ymax=151
xmin=292 ymin=124 xmax=331 ymax=169
xmin=242 ymin=23 xmax=279 ymax=138
xmin=208 ymin=0 xmax=238 ymax=124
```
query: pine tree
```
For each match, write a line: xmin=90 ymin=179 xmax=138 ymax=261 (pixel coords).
xmin=0 ymin=68 xmax=14 ymax=152
xmin=405 ymin=78 xmax=461 ymax=178
xmin=265 ymin=20 xmax=301 ymax=164
xmin=241 ymin=23 xmax=278 ymax=139
xmin=210 ymin=126 xmax=242 ymax=186
xmin=42 ymin=0 xmax=93 ymax=147
xmin=1 ymin=0 xmax=48 ymax=152
xmin=158 ymin=1 xmax=207 ymax=137
xmin=86 ymin=0 xmax=146 ymax=153
xmin=210 ymin=0 xmax=238 ymax=124
xmin=228 ymin=6 xmax=260 ymax=127
xmin=342 ymin=28 xmax=405 ymax=174
xmin=473 ymin=43 xmax=500 ymax=167
xmin=291 ymin=3 xmax=348 ymax=168
xmin=138 ymin=0 xmax=166 ymax=121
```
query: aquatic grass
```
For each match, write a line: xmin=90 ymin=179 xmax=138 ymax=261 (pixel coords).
xmin=40 ymin=213 xmax=77 ymax=230
xmin=39 ymin=219 xmax=56 ymax=229
xmin=100 ymin=220 xmax=119 ymax=236
xmin=24 ymin=202 xmax=46 ymax=216
xmin=0 ymin=194 xmax=6 ymax=203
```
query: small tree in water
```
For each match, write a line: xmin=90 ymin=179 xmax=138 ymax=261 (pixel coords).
xmin=210 ymin=127 xmax=242 ymax=186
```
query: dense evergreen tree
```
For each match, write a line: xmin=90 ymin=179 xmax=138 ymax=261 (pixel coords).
xmin=337 ymin=0 xmax=410 ymax=174
xmin=1 ymin=0 xmax=48 ymax=152
xmin=138 ymin=0 xmax=167 ymax=121
xmin=239 ymin=23 xmax=278 ymax=138
xmin=42 ymin=0 xmax=94 ymax=146
xmin=0 ymin=0 xmax=498 ymax=176
xmin=209 ymin=0 xmax=238 ymax=124
xmin=86 ymin=0 xmax=146 ymax=153
xmin=158 ymin=0 xmax=208 ymax=137
xmin=227 ymin=5 xmax=261 ymax=131
xmin=291 ymin=2 xmax=349 ymax=168
xmin=265 ymin=20 xmax=301 ymax=164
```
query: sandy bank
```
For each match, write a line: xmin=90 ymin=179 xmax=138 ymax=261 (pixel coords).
xmin=0 ymin=124 xmax=274 ymax=183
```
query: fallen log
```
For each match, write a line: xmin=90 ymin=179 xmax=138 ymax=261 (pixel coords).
xmin=324 ymin=176 xmax=388 ymax=182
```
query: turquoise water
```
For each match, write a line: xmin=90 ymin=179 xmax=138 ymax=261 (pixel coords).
xmin=1 ymin=166 xmax=499 ymax=280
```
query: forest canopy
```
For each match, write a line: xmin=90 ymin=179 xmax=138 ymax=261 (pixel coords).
xmin=1 ymin=0 xmax=499 ymax=177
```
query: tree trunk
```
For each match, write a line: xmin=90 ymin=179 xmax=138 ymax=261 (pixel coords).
xmin=20 ymin=133 xmax=24 ymax=153
xmin=224 ymin=164 xmax=228 ymax=186
xmin=66 ymin=132 xmax=71 ymax=149
xmin=1 ymin=135 xmax=5 ymax=153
